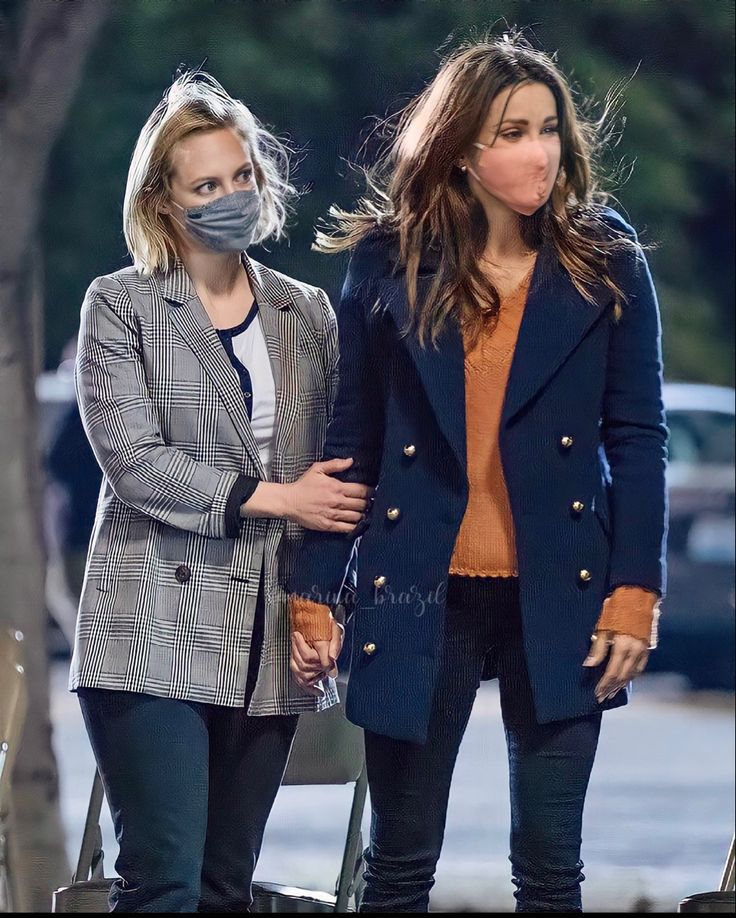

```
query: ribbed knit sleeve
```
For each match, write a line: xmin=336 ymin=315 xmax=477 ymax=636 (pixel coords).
xmin=288 ymin=594 xmax=334 ymax=644
xmin=594 ymin=584 xmax=662 ymax=649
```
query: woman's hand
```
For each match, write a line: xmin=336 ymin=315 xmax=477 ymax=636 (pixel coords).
xmin=583 ymin=630 xmax=650 ymax=702
xmin=282 ymin=457 xmax=374 ymax=532
xmin=290 ymin=617 xmax=345 ymax=695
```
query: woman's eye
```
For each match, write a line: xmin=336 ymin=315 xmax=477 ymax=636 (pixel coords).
xmin=503 ymin=126 xmax=558 ymax=140
xmin=239 ymin=170 xmax=254 ymax=181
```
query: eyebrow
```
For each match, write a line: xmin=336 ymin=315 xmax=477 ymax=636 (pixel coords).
xmin=190 ymin=161 xmax=253 ymax=185
xmin=496 ymin=115 xmax=559 ymax=128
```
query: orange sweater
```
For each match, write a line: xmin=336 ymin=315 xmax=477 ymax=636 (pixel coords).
xmin=448 ymin=272 xmax=528 ymax=577
xmin=289 ymin=270 xmax=660 ymax=648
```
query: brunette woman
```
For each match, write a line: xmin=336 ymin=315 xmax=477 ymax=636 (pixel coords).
xmin=288 ymin=32 xmax=668 ymax=913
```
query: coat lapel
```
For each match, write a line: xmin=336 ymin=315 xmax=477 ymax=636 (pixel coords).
xmin=376 ymin=272 xmax=468 ymax=473
xmin=376 ymin=237 xmax=612 ymax=471
xmin=157 ymin=252 xmax=298 ymax=481
xmin=500 ymin=240 xmax=611 ymax=426
xmin=244 ymin=256 xmax=302 ymax=477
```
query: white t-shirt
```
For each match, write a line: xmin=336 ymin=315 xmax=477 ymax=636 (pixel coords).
xmin=216 ymin=300 xmax=276 ymax=478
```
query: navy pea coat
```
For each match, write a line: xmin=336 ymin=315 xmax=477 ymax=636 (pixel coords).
xmin=288 ymin=205 xmax=669 ymax=744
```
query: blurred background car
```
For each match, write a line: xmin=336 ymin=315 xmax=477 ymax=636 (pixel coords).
xmin=646 ymin=382 xmax=735 ymax=690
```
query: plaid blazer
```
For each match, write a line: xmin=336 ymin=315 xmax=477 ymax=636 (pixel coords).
xmin=68 ymin=251 xmax=341 ymax=715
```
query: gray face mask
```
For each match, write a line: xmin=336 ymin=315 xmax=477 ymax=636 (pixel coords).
xmin=172 ymin=187 xmax=261 ymax=252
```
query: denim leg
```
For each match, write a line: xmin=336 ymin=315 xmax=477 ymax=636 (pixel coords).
xmin=198 ymin=561 xmax=300 ymax=912
xmin=198 ymin=709 xmax=298 ymax=911
xmin=499 ymin=636 xmax=602 ymax=912
xmin=78 ymin=688 xmax=210 ymax=912
xmin=358 ymin=580 xmax=489 ymax=912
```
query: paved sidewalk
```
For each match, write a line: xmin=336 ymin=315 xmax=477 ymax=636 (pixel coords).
xmin=51 ymin=663 xmax=734 ymax=912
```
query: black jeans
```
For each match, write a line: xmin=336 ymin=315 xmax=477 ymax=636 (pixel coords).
xmin=358 ymin=574 xmax=602 ymax=913
xmin=77 ymin=564 xmax=299 ymax=912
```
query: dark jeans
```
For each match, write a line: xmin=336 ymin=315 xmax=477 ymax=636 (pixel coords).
xmin=77 ymin=564 xmax=299 ymax=913
xmin=358 ymin=574 xmax=602 ymax=913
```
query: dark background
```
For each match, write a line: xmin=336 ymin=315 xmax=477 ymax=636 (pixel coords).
xmin=38 ymin=0 xmax=735 ymax=385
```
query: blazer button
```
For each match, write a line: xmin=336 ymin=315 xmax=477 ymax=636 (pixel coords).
xmin=403 ymin=444 xmax=416 ymax=457
xmin=578 ymin=569 xmax=592 ymax=583
xmin=175 ymin=564 xmax=191 ymax=584
xmin=561 ymin=435 xmax=574 ymax=448
xmin=386 ymin=507 xmax=401 ymax=521
xmin=363 ymin=642 xmax=377 ymax=655
xmin=571 ymin=501 xmax=585 ymax=513
xmin=373 ymin=575 xmax=387 ymax=589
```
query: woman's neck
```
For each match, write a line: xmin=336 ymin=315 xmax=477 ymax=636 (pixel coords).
xmin=179 ymin=247 xmax=245 ymax=297
xmin=479 ymin=197 xmax=535 ymax=263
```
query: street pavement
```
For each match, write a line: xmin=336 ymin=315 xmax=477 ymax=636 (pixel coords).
xmin=50 ymin=662 xmax=734 ymax=912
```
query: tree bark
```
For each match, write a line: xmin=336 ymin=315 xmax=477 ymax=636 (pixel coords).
xmin=0 ymin=1 xmax=111 ymax=910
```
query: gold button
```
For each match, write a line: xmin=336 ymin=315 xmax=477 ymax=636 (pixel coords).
xmin=561 ymin=436 xmax=574 ymax=448
xmin=579 ymin=569 xmax=592 ymax=582
xmin=571 ymin=501 xmax=585 ymax=513
xmin=373 ymin=575 xmax=387 ymax=589
xmin=403 ymin=444 xmax=416 ymax=457
xmin=386 ymin=507 xmax=401 ymax=521
xmin=363 ymin=642 xmax=377 ymax=655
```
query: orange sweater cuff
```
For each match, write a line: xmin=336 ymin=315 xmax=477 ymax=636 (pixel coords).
xmin=595 ymin=585 xmax=662 ymax=648
xmin=288 ymin=595 xmax=333 ymax=644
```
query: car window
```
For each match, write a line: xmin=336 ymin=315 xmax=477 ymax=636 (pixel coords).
xmin=667 ymin=410 xmax=735 ymax=464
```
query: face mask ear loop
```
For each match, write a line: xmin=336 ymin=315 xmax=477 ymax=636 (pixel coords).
xmin=465 ymin=162 xmax=483 ymax=185
xmin=168 ymin=199 xmax=189 ymax=235
xmin=466 ymin=141 xmax=488 ymax=185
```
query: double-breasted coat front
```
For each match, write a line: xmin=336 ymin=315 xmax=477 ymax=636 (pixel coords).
xmin=288 ymin=205 xmax=669 ymax=744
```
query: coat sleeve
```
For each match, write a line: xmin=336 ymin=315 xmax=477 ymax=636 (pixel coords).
xmin=601 ymin=211 xmax=670 ymax=598
xmin=286 ymin=243 xmax=387 ymax=607
xmin=314 ymin=286 xmax=340 ymax=425
xmin=75 ymin=273 xmax=243 ymax=539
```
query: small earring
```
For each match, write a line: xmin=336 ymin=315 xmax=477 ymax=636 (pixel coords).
xmin=460 ymin=164 xmax=467 ymax=173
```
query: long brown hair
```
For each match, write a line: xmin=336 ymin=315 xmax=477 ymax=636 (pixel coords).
xmin=316 ymin=27 xmax=653 ymax=350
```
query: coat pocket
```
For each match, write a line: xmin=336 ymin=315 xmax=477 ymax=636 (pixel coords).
xmin=593 ymin=487 xmax=612 ymax=538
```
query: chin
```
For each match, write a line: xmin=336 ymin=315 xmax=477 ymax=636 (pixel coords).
xmin=520 ymin=198 xmax=551 ymax=217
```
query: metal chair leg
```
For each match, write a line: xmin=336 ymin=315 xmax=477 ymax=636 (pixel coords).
xmin=73 ymin=768 xmax=106 ymax=884
xmin=334 ymin=768 xmax=368 ymax=912
xmin=719 ymin=834 xmax=735 ymax=892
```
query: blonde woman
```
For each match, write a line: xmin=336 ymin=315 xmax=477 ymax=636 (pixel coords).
xmin=288 ymin=31 xmax=668 ymax=912
xmin=69 ymin=70 xmax=369 ymax=912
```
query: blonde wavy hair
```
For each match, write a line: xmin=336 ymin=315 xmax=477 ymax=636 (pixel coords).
xmin=317 ymin=27 xmax=653 ymax=349
xmin=123 ymin=68 xmax=298 ymax=275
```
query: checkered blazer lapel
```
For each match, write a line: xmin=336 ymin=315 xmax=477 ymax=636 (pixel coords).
xmin=243 ymin=255 xmax=302 ymax=479
xmin=157 ymin=251 xmax=301 ymax=482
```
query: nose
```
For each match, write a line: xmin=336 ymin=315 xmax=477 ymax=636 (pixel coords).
xmin=526 ymin=139 xmax=551 ymax=170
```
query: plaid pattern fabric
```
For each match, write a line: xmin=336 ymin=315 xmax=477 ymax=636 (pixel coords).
xmin=69 ymin=251 xmax=340 ymax=714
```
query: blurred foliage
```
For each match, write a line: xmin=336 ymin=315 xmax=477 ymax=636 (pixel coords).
xmin=43 ymin=0 xmax=734 ymax=385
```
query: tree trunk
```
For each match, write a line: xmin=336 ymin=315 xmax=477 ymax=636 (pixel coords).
xmin=0 ymin=1 xmax=111 ymax=910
